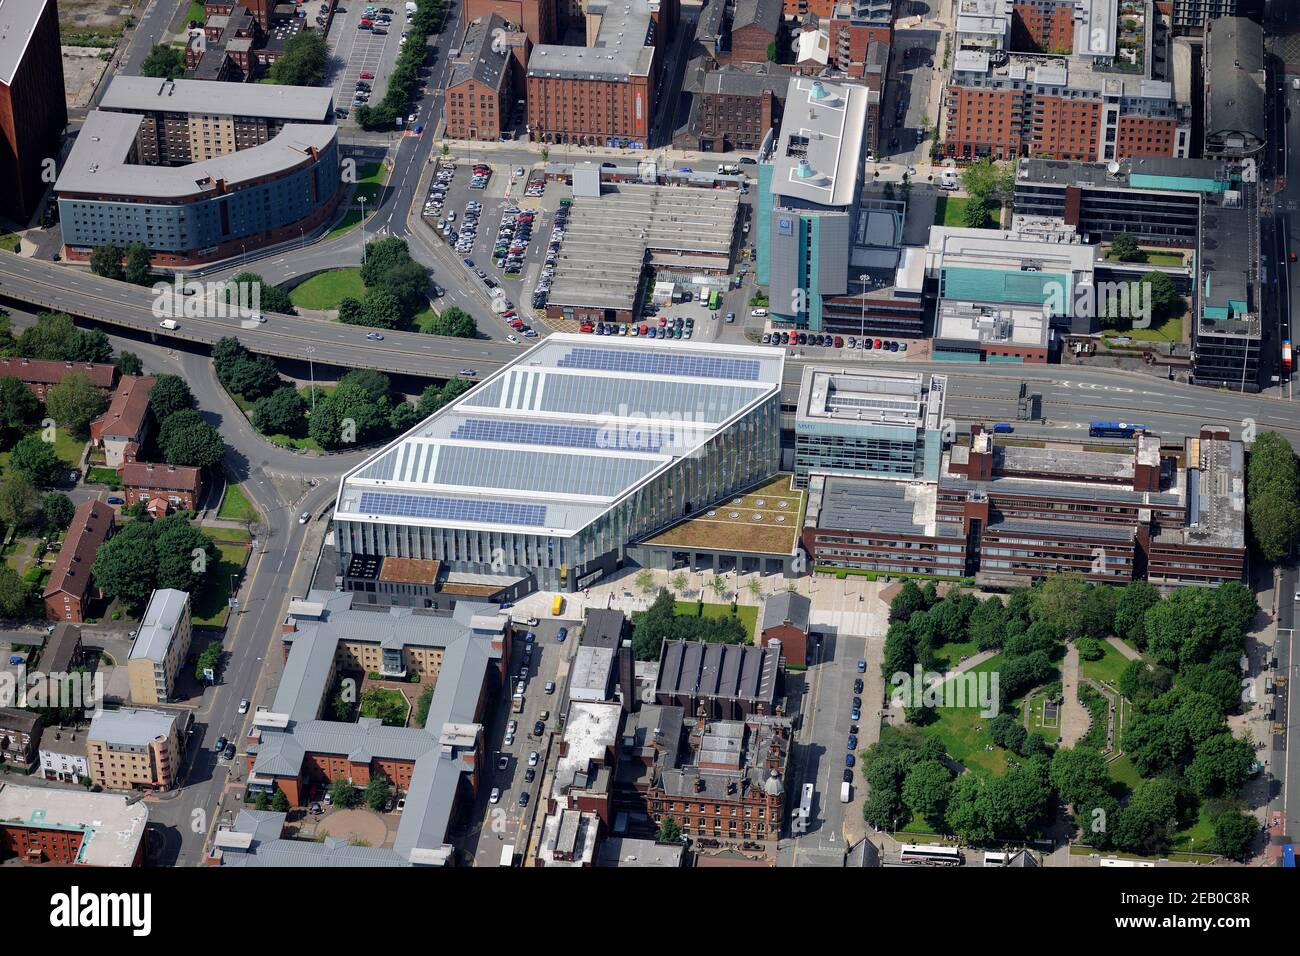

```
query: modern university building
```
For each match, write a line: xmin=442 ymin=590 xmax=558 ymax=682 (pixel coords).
xmin=333 ymin=335 xmax=784 ymax=596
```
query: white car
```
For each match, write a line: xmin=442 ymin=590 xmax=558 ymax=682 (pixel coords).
xmin=489 ymin=787 xmax=501 ymax=804
xmin=299 ymin=512 xmax=310 ymax=524
xmin=408 ymin=113 xmax=418 ymax=124
xmin=528 ymin=751 xmax=539 ymax=767
xmin=238 ymin=698 xmax=249 ymax=714
xmin=507 ymin=334 xmax=521 ymax=344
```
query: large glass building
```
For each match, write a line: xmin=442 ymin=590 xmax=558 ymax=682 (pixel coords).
xmin=793 ymin=367 xmax=948 ymax=487
xmin=334 ymin=335 xmax=784 ymax=592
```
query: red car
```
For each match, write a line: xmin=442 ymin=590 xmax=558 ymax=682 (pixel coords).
xmin=1291 ymin=252 xmax=1298 ymax=263
xmin=360 ymin=71 xmax=375 ymax=79
xmin=834 ymin=336 xmax=844 ymax=348
xmin=874 ymin=338 xmax=882 ymax=349
xmin=510 ymin=319 xmax=524 ymax=329
xmin=580 ymin=323 xmax=593 ymax=333
xmin=639 ymin=324 xmax=649 ymax=335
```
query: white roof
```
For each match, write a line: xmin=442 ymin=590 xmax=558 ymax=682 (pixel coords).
xmin=769 ymin=77 xmax=870 ymax=209
xmin=99 ymin=75 xmax=334 ymax=121
xmin=336 ymin=335 xmax=783 ymax=537
xmin=0 ymin=0 xmax=49 ymax=86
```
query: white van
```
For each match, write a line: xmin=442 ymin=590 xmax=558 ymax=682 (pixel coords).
xmin=840 ymin=781 xmax=852 ymax=803
xmin=940 ymin=169 xmax=958 ymax=189
xmin=159 ymin=318 xmax=179 ymax=330
xmin=751 ymin=307 xmax=768 ymax=317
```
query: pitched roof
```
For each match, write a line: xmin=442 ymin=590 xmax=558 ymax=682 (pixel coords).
xmin=121 ymin=462 xmax=203 ymax=494
xmin=92 ymin=376 xmax=156 ymax=442
xmin=0 ymin=357 xmax=115 ymax=389
xmin=41 ymin=623 xmax=83 ymax=672
xmin=733 ymin=0 xmax=783 ymax=35
xmin=447 ymin=13 xmax=512 ymax=93
xmin=0 ymin=708 xmax=41 ymax=734
xmin=42 ymin=500 xmax=114 ymax=602
xmin=760 ymin=590 xmax=811 ymax=633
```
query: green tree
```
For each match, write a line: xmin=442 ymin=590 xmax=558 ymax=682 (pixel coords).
xmin=360 ymin=289 xmax=406 ymax=329
xmin=1109 ymin=231 xmax=1146 ymax=262
xmin=228 ymin=272 xmax=296 ymax=316
xmin=158 ymin=409 xmax=225 ymax=469
xmin=45 ymin=371 xmax=108 ymax=438
xmin=0 ymin=376 xmax=39 ymax=447
xmin=1114 ymin=580 xmax=1159 ymax=649
xmin=0 ymin=475 xmax=40 ymax=530
xmin=141 ymin=44 xmax=185 ymax=80
xmin=124 ymin=242 xmax=153 ymax=285
xmin=270 ymin=789 xmax=291 ymax=813
xmin=889 ymin=580 xmax=928 ymax=621
xmin=388 ymin=401 xmax=420 ymax=434
xmin=251 ymin=387 xmax=307 ymax=436
xmin=1210 ymin=809 xmax=1257 ymax=861
xmin=154 ymin=517 xmax=218 ymax=593
xmin=195 ymin=641 xmax=222 ymax=683
xmin=961 ymin=158 xmax=1013 ymax=206
xmin=1246 ymin=432 xmax=1300 ymax=562
xmin=417 ymin=377 xmax=472 ymax=417
xmin=360 ymin=237 xmax=415 ymax=288
xmin=41 ymin=492 xmax=75 ymax=531
xmin=0 ymin=565 xmax=30 ymax=617
xmin=223 ymin=355 xmax=282 ymax=400
xmin=328 ymin=777 xmax=360 ymax=809
xmin=1185 ymin=733 xmax=1255 ymax=798
xmin=15 ymin=313 xmax=112 ymax=363
xmin=148 ymin=374 xmax=195 ymax=423
xmin=9 ymin=434 xmax=62 ymax=488
xmin=116 ymin=351 xmax=144 ymax=376
xmin=382 ymin=259 xmax=432 ymax=318
xmin=338 ymin=297 xmax=365 ymax=325
xmin=967 ymin=595 xmax=1007 ymax=651
xmin=962 ymin=196 xmax=992 ymax=228
xmin=670 ymin=571 xmax=689 ymax=594
xmin=424 ymin=306 xmax=477 ymax=338
xmin=1139 ymin=270 xmax=1179 ymax=320
xmin=92 ymin=521 xmax=162 ymax=610
xmin=270 ymin=30 xmax=329 ymax=86
xmin=901 ymin=759 xmax=953 ymax=828
xmin=656 ymin=816 xmax=683 ymax=844
xmin=89 ymin=244 xmax=126 ymax=281
xmin=1049 ymin=746 xmax=1111 ymax=806
xmin=365 ymin=774 xmax=392 ymax=811
xmin=635 ymin=569 xmax=656 ymax=594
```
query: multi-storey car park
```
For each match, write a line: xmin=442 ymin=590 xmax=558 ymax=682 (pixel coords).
xmin=333 ymin=335 xmax=784 ymax=595
xmin=54 ymin=78 xmax=339 ymax=267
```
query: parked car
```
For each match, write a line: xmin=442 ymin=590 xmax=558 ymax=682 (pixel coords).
xmin=845 ymin=753 xmax=855 ymax=768
xmin=223 ymin=743 xmax=237 ymax=760
xmin=556 ymin=627 xmax=568 ymax=642
xmin=106 ymin=496 xmax=125 ymax=505
xmin=528 ymin=751 xmax=540 ymax=767
xmin=212 ymin=735 xmax=228 ymax=754
xmin=496 ymin=754 xmax=509 ymax=771
xmin=532 ymin=720 xmax=545 ymax=737
xmin=489 ymin=787 xmax=501 ymax=804
xmin=524 ymin=767 xmax=536 ymax=783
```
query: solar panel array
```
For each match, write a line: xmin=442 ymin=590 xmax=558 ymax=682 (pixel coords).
xmin=358 ymin=492 xmax=547 ymax=527
xmin=557 ymin=347 xmax=762 ymax=382
xmin=450 ymin=418 xmax=667 ymax=453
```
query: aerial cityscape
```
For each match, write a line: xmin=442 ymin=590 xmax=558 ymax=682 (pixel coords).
xmin=0 ymin=0 xmax=1296 ymax=902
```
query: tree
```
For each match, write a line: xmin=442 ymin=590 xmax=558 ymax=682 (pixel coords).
xmin=328 ymin=777 xmax=360 ymax=810
xmin=8 ymin=434 xmax=62 ymax=488
xmin=116 ymin=351 xmax=144 ymax=376
xmin=89 ymin=244 xmax=126 ymax=281
xmin=227 ymin=272 xmax=296 ymax=317
xmin=1246 ymin=432 xmax=1300 ymax=562
xmin=962 ymin=196 xmax=993 ymax=228
xmin=635 ymin=570 xmax=656 ymax=594
xmin=154 ymin=517 xmax=218 ymax=594
xmin=141 ymin=44 xmax=185 ymax=80
xmin=0 ymin=474 xmax=39 ymax=530
xmin=1139 ymin=270 xmax=1179 ymax=320
xmin=417 ymin=377 xmax=472 ymax=417
xmin=670 ymin=571 xmax=689 ymax=594
xmin=1210 ymin=809 xmax=1257 ymax=861
xmin=0 ymin=377 xmax=39 ymax=447
xmin=158 ymin=409 xmax=225 ymax=469
xmin=961 ymin=158 xmax=1013 ymax=206
xmin=360 ymin=237 xmax=415 ymax=288
xmin=15 ymin=313 xmax=112 ymax=363
xmin=424 ymin=306 xmax=477 ymax=338
xmin=124 ymin=243 xmax=153 ymax=285
xmin=195 ymin=641 xmax=222 ymax=684
xmin=1185 ymin=733 xmax=1255 ymax=798
xmin=41 ymin=492 xmax=75 ymax=531
xmin=223 ymin=355 xmax=282 ymax=400
xmin=1110 ymin=231 xmax=1146 ymax=263
xmin=360 ymin=289 xmax=406 ymax=329
xmin=270 ymin=789 xmax=291 ymax=813
xmin=251 ymin=387 xmax=307 ymax=436
xmin=92 ymin=521 xmax=162 ymax=610
xmin=901 ymin=759 xmax=952 ymax=828
xmin=1114 ymin=580 xmax=1159 ymax=649
xmin=338 ymin=297 xmax=365 ymax=325
xmin=383 ymin=259 xmax=432 ymax=317
xmin=365 ymin=774 xmax=392 ymax=811
xmin=360 ymin=687 xmax=407 ymax=726
xmin=1049 ymin=747 xmax=1111 ymax=807
xmin=889 ymin=580 xmax=928 ymax=622
xmin=148 ymin=374 xmax=194 ymax=423
xmin=270 ymin=30 xmax=329 ymax=86
xmin=44 ymin=371 xmax=108 ymax=438
xmin=0 ymin=565 xmax=30 ymax=617
xmin=388 ymin=401 xmax=419 ymax=434
xmin=967 ymin=595 xmax=1007 ymax=651
xmin=656 ymin=816 xmax=683 ymax=844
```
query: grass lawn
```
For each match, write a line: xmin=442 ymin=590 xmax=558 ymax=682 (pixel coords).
xmin=1106 ymin=753 xmax=1143 ymax=792
xmin=1170 ymin=805 xmax=1217 ymax=854
xmin=360 ymin=687 xmax=411 ymax=727
xmin=354 ymin=162 xmax=387 ymax=206
xmin=0 ymin=428 xmax=85 ymax=477
xmin=923 ymin=655 xmax=1019 ymax=777
xmin=412 ymin=305 xmax=439 ymax=332
xmin=324 ymin=208 xmax=364 ymax=241
xmin=217 ymin=482 xmax=259 ymax=523
xmin=1026 ymin=693 xmax=1060 ymax=739
xmin=673 ymin=601 xmax=759 ymax=641
xmin=0 ymin=233 xmax=20 ymax=253
xmin=1101 ymin=313 xmax=1185 ymax=344
xmin=182 ymin=0 xmax=205 ymax=25
xmin=1106 ymin=251 xmax=1185 ymax=266
xmin=932 ymin=638 xmax=980 ymax=671
xmin=288 ymin=268 xmax=366 ymax=311
xmin=933 ymin=195 xmax=969 ymax=226
xmin=1080 ymin=639 xmax=1133 ymax=688
xmin=84 ymin=466 xmax=121 ymax=488
xmin=192 ymin=528 xmax=252 ymax=628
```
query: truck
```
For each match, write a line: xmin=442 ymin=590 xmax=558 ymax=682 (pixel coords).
xmin=158 ymin=318 xmax=179 ymax=330
xmin=840 ymin=781 xmax=852 ymax=803
xmin=405 ymin=0 xmax=417 ymax=9
xmin=500 ymin=843 xmax=515 ymax=867
xmin=551 ymin=594 xmax=564 ymax=616
xmin=512 ymin=692 xmax=524 ymax=713
xmin=1283 ymin=340 xmax=1293 ymax=373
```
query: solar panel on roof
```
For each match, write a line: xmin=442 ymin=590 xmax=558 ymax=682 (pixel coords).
xmin=557 ymin=347 xmax=761 ymax=382
xmin=357 ymin=492 xmax=547 ymax=527
xmin=450 ymin=418 xmax=666 ymax=453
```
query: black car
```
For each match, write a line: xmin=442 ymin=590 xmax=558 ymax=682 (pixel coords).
xmin=524 ymin=767 xmax=536 ymax=783
xmin=212 ymin=735 xmax=228 ymax=754
xmin=518 ymin=792 xmax=531 ymax=808
xmin=532 ymin=720 xmax=545 ymax=737
xmin=843 ymin=768 xmax=854 ymax=783
xmin=223 ymin=743 xmax=237 ymax=760
xmin=853 ymin=678 xmax=864 ymax=694
xmin=851 ymin=696 xmax=862 ymax=709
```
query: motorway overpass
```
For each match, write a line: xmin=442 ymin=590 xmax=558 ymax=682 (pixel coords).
xmin=4 ymin=253 xmax=1300 ymax=444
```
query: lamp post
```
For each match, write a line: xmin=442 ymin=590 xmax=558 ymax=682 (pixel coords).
xmin=859 ymin=272 xmax=868 ymax=346
xmin=359 ymin=196 xmax=367 ymax=265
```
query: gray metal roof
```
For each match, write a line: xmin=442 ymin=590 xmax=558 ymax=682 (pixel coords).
xmin=447 ymin=14 xmax=511 ymax=93
xmin=55 ymin=111 xmax=336 ymax=199
xmin=733 ymin=0 xmax=782 ymax=34
xmin=89 ymin=708 xmax=181 ymax=747
xmin=0 ymin=0 xmax=50 ymax=86
xmin=99 ymin=76 xmax=334 ymax=122
xmin=656 ymin=640 xmax=779 ymax=707
xmin=760 ymin=590 xmax=811 ymax=633
xmin=129 ymin=589 xmax=189 ymax=663
xmin=1205 ymin=16 xmax=1265 ymax=147
xmin=527 ymin=0 xmax=656 ymax=80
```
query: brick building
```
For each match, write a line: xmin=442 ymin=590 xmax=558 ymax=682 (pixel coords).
xmin=828 ymin=0 xmax=892 ymax=81
xmin=655 ymin=640 xmax=783 ymax=719
xmin=120 ymin=462 xmax=205 ymax=513
xmin=1009 ymin=0 xmax=1076 ymax=53
xmin=87 ymin=708 xmax=186 ymax=791
xmin=89 ymin=375 xmax=156 ymax=469
xmin=445 ymin=14 xmax=520 ymax=142
xmin=526 ymin=0 xmax=679 ymax=147
xmin=727 ymin=0 xmax=786 ymax=66
xmin=0 ymin=709 xmax=42 ymax=769
xmin=0 ymin=358 xmax=115 ymax=402
xmin=464 ymin=0 xmax=556 ymax=46
xmin=0 ymin=782 xmax=148 ymax=866
xmin=42 ymin=501 xmax=115 ymax=624
xmin=678 ymin=63 xmax=789 ymax=151
xmin=758 ymin=591 xmax=811 ymax=665
xmin=0 ymin=0 xmax=67 ymax=224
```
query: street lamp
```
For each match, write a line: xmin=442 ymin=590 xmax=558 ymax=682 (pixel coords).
xmin=359 ymin=196 xmax=367 ymax=265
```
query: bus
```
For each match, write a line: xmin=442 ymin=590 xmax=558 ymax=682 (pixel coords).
xmin=799 ymin=783 xmax=814 ymax=819
xmin=1283 ymin=340 xmax=1293 ymax=373
xmin=707 ymin=289 xmax=721 ymax=311
xmin=898 ymin=843 xmax=964 ymax=866
xmin=1088 ymin=421 xmax=1146 ymax=439
xmin=500 ymin=843 xmax=516 ymax=867
xmin=551 ymin=594 xmax=565 ymax=616
xmin=983 ymin=850 xmax=1011 ymax=866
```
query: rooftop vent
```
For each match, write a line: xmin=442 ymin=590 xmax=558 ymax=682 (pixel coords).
xmin=796 ymin=159 xmax=815 ymax=179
